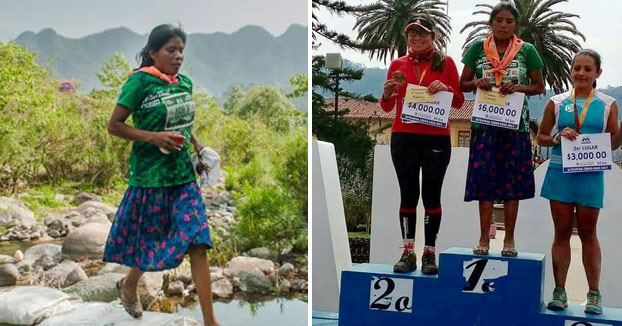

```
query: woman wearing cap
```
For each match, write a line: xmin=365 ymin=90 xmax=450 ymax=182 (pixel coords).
xmin=104 ymin=24 xmax=220 ymax=326
xmin=380 ymin=16 xmax=464 ymax=275
xmin=460 ymin=2 xmax=545 ymax=257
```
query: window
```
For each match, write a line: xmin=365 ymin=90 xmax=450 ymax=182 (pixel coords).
xmin=458 ymin=131 xmax=471 ymax=147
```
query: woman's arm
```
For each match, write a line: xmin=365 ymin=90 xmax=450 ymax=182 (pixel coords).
xmin=191 ymin=133 xmax=205 ymax=153
xmin=537 ymin=100 xmax=559 ymax=147
xmin=107 ymin=104 xmax=185 ymax=152
xmin=607 ymin=102 xmax=622 ymax=149
xmin=459 ymin=65 xmax=491 ymax=93
xmin=379 ymin=61 xmax=398 ymax=112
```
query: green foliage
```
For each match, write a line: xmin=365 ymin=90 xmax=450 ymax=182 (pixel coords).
xmin=287 ymin=74 xmax=308 ymax=99
xmin=222 ymin=84 xmax=245 ymax=115
xmin=236 ymin=85 xmax=301 ymax=134
xmin=338 ymin=155 xmax=372 ymax=232
xmin=96 ymin=52 xmax=132 ymax=90
xmin=234 ymin=184 xmax=305 ymax=251
xmin=0 ymin=42 xmax=307 ymax=256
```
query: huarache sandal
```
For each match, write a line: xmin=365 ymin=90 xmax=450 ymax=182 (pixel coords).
xmin=472 ymin=245 xmax=489 ymax=255
xmin=501 ymin=246 xmax=518 ymax=257
xmin=116 ymin=278 xmax=143 ymax=319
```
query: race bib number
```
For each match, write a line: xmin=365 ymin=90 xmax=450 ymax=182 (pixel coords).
xmin=163 ymin=93 xmax=196 ymax=130
xmin=369 ymin=276 xmax=413 ymax=313
xmin=401 ymin=84 xmax=453 ymax=128
xmin=561 ymin=133 xmax=612 ymax=173
xmin=472 ymin=88 xmax=524 ymax=130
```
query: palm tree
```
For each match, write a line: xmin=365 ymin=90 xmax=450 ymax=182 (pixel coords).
xmin=353 ymin=0 xmax=450 ymax=64
xmin=312 ymin=0 xmax=382 ymax=49
xmin=461 ymin=0 xmax=585 ymax=94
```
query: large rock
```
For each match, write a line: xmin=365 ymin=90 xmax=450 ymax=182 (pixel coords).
xmin=16 ymin=243 xmax=63 ymax=273
xmin=73 ymin=192 xmax=101 ymax=205
xmin=226 ymin=256 xmax=275 ymax=277
xmin=0 ymin=255 xmax=15 ymax=265
xmin=63 ymin=272 xmax=125 ymax=302
xmin=137 ymin=271 xmax=165 ymax=310
xmin=211 ymin=278 xmax=233 ymax=298
xmin=165 ymin=280 xmax=185 ymax=296
xmin=96 ymin=262 xmax=130 ymax=276
xmin=0 ymin=286 xmax=76 ymax=325
xmin=44 ymin=260 xmax=88 ymax=288
xmin=38 ymin=301 xmax=200 ymax=326
xmin=0 ymin=197 xmax=36 ymax=228
xmin=76 ymin=201 xmax=116 ymax=217
xmin=238 ymin=270 xmax=273 ymax=294
xmin=62 ymin=222 xmax=111 ymax=261
xmin=247 ymin=247 xmax=278 ymax=261
xmin=0 ymin=264 xmax=19 ymax=286
xmin=278 ymin=262 xmax=295 ymax=277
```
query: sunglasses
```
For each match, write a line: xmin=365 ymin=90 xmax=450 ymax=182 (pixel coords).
xmin=407 ymin=29 xmax=431 ymax=38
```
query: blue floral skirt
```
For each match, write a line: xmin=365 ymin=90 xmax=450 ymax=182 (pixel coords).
xmin=464 ymin=129 xmax=535 ymax=201
xmin=103 ymin=181 xmax=212 ymax=271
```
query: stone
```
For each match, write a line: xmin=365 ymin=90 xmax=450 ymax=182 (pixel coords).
xmin=278 ymin=278 xmax=291 ymax=293
xmin=63 ymin=273 xmax=125 ymax=302
xmin=278 ymin=263 xmax=295 ymax=277
xmin=23 ymin=243 xmax=62 ymax=270
xmin=137 ymin=271 xmax=165 ymax=310
xmin=290 ymin=278 xmax=307 ymax=291
xmin=165 ymin=280 xmax=185 ymax=296
xmin=0 ymin=197 xmax=36 ymax=228
xmin=211 ymin=278 xmax=233 ymax=298
xmin=0 ymin=263 xmax=19 ymax=286
xmin=226 ymin=256 xmax=275 ymax=277
xmin=0 ymin=255 xmax=15 ymax=265
xmin=96 ymin=263 xmax=130 ymax=276
xmin=62 ymin=222 xmax=111 ymax=261
xmin=44 ymin=260 xmax=88 ymax=288
xmin=238 ymin=270 xmax=273 ymax=294
xmin=13 ymin=250 xmax=23 ymax=263
xmin=73 ymin=192 xmax=101 ymax=205
xmin=247 ymin=247 xmax=278 ymax=261
xmin=174 ymin=269 xmax=194 ymax=285
xmin=76 ymin=201 xmax=116 ymax=217
xmin=210 ymin=267 xmax=225 ymax=281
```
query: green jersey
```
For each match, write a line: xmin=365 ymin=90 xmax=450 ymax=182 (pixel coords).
xmin=117 ymin=71 xmax=196 ymax=187
xmin=462 ymin=40 xmax=543 ymax=132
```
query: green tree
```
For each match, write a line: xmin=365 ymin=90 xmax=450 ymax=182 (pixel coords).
xmin=354 ymin=0 xmax=450 ymax=64
xmin=236 ymin=85 xmax=300 ymax=133
xmin=287 ymin=74 xmax=308 ymax=99
xmin=96 ymin=52 xmax=132 ymax=90
xmin=222 ymin=84 xmax=245 ymax=115
xmin=312 ymin=0 xmax=382 ymax=48
xmin=461 ymin=0 xmax=585 ymax=93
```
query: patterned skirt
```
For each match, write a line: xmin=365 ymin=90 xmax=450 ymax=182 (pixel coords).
xmin=103 ymin=181 xmax=212 ymax=271
xmin=464 ymin=129 xmax=535 ymax=201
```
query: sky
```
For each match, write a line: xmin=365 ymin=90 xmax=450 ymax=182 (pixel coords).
xmin=0 ymin=0 xmax=308 ymax=40
xmin=314 ymin=0 xmax=622 ymax=88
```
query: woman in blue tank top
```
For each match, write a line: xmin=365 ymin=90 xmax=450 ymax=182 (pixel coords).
xmin=537 ymin=50 xmax=622 ymax=315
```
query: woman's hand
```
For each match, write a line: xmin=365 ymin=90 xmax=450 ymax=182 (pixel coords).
xmin=427 ymin=80 xmax=449 ymax=94
xmin=473 ymin=78 xmax=492 ymax=91
xmin=499 ymin=82 xmax=518 ymax=95
xmin=559 ymin=127 xmax=579 ymax=141
xmin=150 ymin=131 xmax=185 ymax=152
xmin=382 ymin=79 xmax=399 ymax=100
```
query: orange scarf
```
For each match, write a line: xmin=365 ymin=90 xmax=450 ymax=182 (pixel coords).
xmin=133 ymin=66 xmax=179 ymax=84
xmin=483 ymin=34 xmax=524 ymax=87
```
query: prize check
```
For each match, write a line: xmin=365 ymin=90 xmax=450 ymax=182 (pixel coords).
xmin=471 ymin=88 xmax=525 ymax=130
xmin=561 ymin=133 xmax=612 ymax=173
xmin=401 ymin=84 xmax=453 ymax=128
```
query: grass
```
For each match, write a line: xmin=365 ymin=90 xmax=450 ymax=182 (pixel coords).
xmin=348 ymin=232 xmax=371 ymax=239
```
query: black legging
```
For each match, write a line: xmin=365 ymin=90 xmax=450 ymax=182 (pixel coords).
xmin=390 ymin=132 xmax=451 ymax=247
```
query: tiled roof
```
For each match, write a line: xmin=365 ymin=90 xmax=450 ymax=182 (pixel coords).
xmin=324 ymin=98 xmax=474 ymax=121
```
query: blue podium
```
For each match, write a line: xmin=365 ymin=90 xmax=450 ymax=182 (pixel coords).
xmin=316 ymin=247 xmax=622 ymax=326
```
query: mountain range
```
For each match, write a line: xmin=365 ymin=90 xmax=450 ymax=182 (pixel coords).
xmin=13 ymin=25 xmax=308 ymax=102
